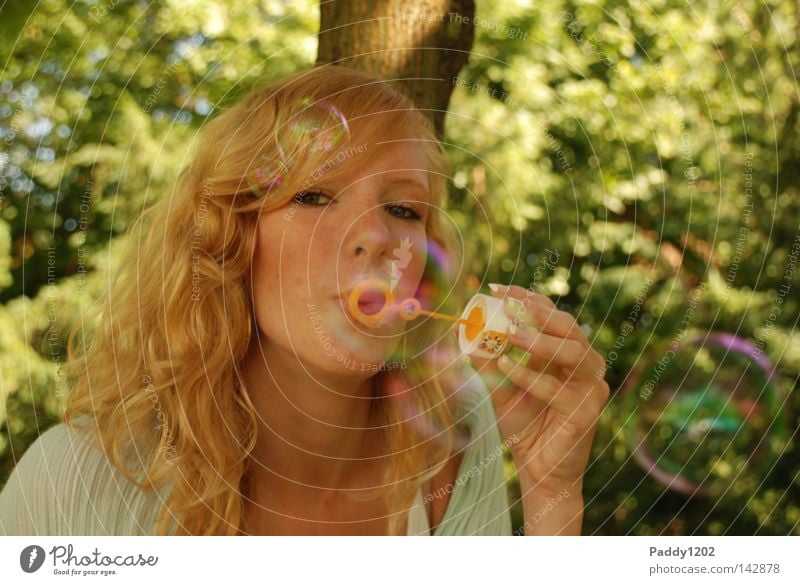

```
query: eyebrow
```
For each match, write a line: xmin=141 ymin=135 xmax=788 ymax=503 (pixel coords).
xmin=385 ymin=177 xmax=430 ymax=196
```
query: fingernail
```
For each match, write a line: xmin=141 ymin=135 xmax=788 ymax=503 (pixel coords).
xmin=504 ymin=297 xmax=535 ymax=327
xmin=498 ymin=354 xmax=513 ymax=368
xmin=488 ymin=283 xmax=508 ymax=293
xmin=503 ymin=296 xmax=524 ymax=314
xmin=512 ymin=324 xmax=538 ymax=341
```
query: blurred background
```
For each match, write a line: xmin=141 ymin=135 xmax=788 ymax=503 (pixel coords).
xmin=0 ymin=0 xmax=798 ymax=535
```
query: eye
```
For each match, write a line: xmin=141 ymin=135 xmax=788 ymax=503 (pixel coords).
xmin=292 ymin=191 xmax=423 ymax=221
xmin=293 ymin=190 xmax=332 ymax=205
xmin=386 ymin=204 xmax=423 ymax=221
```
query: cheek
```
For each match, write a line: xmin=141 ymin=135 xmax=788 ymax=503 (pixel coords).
xmin=249 ymin=227 xmax=276 ymax=323
xmin=251 ymin=216 xmax=332 ymax=320
xmin=250 ymin=217 xmax=307 ymax=321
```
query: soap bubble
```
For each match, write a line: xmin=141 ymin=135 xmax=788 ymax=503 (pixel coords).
xmin=622 ymin=331 xmax=787 ymax=497
xmin=246 ymin=98 xmax=350 ymax=197
xmin=368 ymin=239 xmax=476 ymax=446
xmin=277 ymin=98 xmax=350 ymax=161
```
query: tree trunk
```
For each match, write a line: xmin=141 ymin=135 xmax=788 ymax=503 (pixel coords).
xmin=316 ymin=0 xmax=475 ymax=138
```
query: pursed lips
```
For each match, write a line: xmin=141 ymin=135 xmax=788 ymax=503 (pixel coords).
xmin=337 ymin=284 xmax=391 ymax=317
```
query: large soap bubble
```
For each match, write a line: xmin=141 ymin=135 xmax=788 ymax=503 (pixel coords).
xmin=622 ymin=331 xmax=788 ymax=496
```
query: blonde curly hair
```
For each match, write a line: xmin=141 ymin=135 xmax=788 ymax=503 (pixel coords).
xmin=64 ymin=64 xmax=469 ymax=535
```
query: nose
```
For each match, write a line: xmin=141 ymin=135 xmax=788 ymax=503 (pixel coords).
xmin=346 ymin=205 xmax=391 ymax=265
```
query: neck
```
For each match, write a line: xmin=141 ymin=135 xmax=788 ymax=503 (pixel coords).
xmin=240 ymin=337 xmax=384 ymax=491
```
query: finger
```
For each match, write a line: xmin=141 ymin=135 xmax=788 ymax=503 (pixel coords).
xmin=490 ymin=284 xmax=555 ymax=311
xmin=496 ymin=354 xmax=610 ymax=423
xmin=505 ymin=329 xmax=596 ymax=373
xmin=516 ymin=303 xmax=586 ymax=343
xmin=490 ymin=285 xmax=587 ymax=342
xmin=488 ymin=287 xmax=573 ymax=372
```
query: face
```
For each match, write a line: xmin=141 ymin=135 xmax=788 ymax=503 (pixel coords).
xmin=249 ymin=141 xmax=432 ymax=377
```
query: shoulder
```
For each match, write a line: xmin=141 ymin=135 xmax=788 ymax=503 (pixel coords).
xmin=0 ymin=424 xmax=80 ymax=534
xmin=426 ymin=360 xmax=513 ymax=535
xmin=0 ymin=423 xmax=166 ymax=535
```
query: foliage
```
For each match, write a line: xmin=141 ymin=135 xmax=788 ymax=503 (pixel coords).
xmin=1 ymin=0 xmax=798 ymax=535
xmin=448 ymin=0 xmax=800 ymax=535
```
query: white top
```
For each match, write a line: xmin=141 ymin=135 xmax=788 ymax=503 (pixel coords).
xmin=407 ymin=486 xmax=431 ymax=536
xmin=0 ymin=367 xmax=512 ymax=536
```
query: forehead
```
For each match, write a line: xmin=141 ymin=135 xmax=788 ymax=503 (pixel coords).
xmin=316 ymin=140 xmax=432 ymax=193
xmin=365 ymin=141 xmax=429 ymax=174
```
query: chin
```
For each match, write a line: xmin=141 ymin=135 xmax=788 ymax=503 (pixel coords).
xmin=316 ymin=335 xmax=402 ymax=376
xmin=303 ymin=299 xmax=405 ymax=374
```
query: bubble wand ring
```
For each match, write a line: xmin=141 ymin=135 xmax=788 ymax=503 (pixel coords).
xmin=347 ymin=279 xmax=396 ymax=328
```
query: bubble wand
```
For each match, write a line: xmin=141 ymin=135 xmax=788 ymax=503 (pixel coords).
xmin=347 ymin=279 xmax=520 ymax=359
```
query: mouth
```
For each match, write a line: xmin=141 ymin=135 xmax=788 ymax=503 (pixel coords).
xmin=338 ymin=280 xmax=395 ymax=326
xmin=355 ymin=288 xmax=387 ymax=315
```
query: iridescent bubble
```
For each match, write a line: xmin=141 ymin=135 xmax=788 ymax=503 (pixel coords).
xmin=331 ymin=236 xmax=468 ymax=443
xmin=341 ymin=239 xmax=456 ymax=332
xmin=278 ymin=98 xmax=350 ymax=160
xmin=378 ymin=348 xmax=476 ymax=454
xmin=369 ymin=239 xmax=479 ymax=448
xmin=412 ymin=239 xmax=454 ymax=311
xmin=245 ymin=159 xmax=288 ymax=196
xmin=247 ymin=98 xmax=351 ymax=198
xmin=622 ymin=331 xmax=788 ymax=496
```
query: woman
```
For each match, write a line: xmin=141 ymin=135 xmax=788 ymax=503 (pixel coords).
xmin=0 ymin=65 xmax=609 ymax=536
